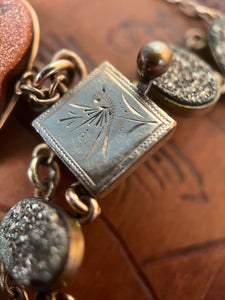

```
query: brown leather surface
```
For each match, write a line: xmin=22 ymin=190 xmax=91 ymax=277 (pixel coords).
xmin=0 ymin=0 xmax=33 ymax=112
xmin=1 ymin=0 xmax=225 ymax=299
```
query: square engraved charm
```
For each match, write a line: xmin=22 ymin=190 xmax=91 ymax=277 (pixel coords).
xmin=33 ymin=62 xmax=176 ymax=197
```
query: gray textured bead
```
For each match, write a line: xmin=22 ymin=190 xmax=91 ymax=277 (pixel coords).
xmin=0 ymin=198 xmax=84 ymax=291
xmin=150 ymin=45 xmax=220 ymax=114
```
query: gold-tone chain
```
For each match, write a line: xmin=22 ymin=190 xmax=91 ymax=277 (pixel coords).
xmin=15 ymin=49 xmax=87 ymax=106
xmin=0 ymin=263 xmax=28 ymax=300
xmin=165 ymin=0 xmax=222 ymax=22
xmin=66 ymin=182 xmax=101 ymax=225
xmin=28 ymin=143 xmax=60 ymax=201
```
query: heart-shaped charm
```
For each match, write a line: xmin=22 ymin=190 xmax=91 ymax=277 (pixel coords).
xmin=149 ymin=45 xmax=220 ymax=116
xmin=0 ymin=198 xmax=84 ymax=291
xmin=208 ymin=15 xmax=225 ymax=75
xmin=0 ymin=0 xmax=34 ymax=128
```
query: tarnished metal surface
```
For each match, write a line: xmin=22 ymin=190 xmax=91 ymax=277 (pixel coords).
xmin=33 ymin=62 xmax=176 ymax=197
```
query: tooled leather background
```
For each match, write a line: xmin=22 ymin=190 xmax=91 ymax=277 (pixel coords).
xmin=1 ymin=0 xmax=225 ymax=299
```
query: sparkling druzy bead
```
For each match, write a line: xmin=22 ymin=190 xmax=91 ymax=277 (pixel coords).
xmin=149 ymin=45 xmax=221 ymax=115
xmin=0 ymin=198 xmax=84 ymax=291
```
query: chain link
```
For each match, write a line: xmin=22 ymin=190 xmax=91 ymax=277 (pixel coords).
xmin=0 ymin=263 xmax=28 ymax=300
xmin=15 ymin=49 xmax=87 ymax=106
xmin=164 ymin=0 xmax=222 ymax=22
xmin=65 ymin=182 xmax=101 ymax=225
xmin=28 ymin=143 xmax=60 ymax=201
xmin=35 ymin=291 xmax=76 ymax=300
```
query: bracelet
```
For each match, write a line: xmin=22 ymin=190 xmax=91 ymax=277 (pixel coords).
xmin=0 ymin=0 xmax=224 ymax=299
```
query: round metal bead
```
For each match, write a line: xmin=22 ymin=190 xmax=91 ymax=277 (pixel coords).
xmin=0 ymin=198 xmax=84 ymax=291
xmin=137 ymin=41 xmax=172 ymax=83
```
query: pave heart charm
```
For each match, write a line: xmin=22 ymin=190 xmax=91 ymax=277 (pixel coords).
xmin=149 ymin=45 xmax=220 ymax=116
xmin=0 ymin=0 xmax=34 ymax=128
xmin=0 ymin=198 xmax=84 ymax=291
xmin=208 ymin=15 xmax=225 ymax=75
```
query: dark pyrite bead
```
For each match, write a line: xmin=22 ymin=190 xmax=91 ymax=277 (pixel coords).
xmin=137 ymin=41 xmax=172 ymax=83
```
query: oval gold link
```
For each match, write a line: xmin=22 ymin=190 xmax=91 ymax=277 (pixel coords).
xmin=33 ymin=59 xmax=75 ymax=87
xmin=15 ymin=71 xmax=34 ymax=93
xmin=29 ymin=143 xmax=60 ymax=201
xmin=29 ymin=91 xmax=61 ymax=105
xmin=34 ymin=180 xmax=57 ymax=202
xmin=10 ymin=286 xmax=29 ymax=300
xmin=0 ymin=264 xmax=29 ymax=300
xmin=65 ymin=187 xmax=89 ymax=215
xmin=28 ymin=154 xmax=60 ymax=193
xmin=48 ymin=74 xmax=68 ymax=98
xmin=18 ymin=84 xmax=46 ymax=99
xmin=65 ymin=183 xmax=101 ymax=224
xmin=77 ymin=197 xmax=99 ymax=225
xmin=51 ymin=49 xmax=87 ymax=79
xmin=32 ymin=143 xmax=55 ymax=164
xmin=0 ymin=265 xmax=16 ymax=298
xmin=15 ymin=49 xmax=87 ymax=106
xmin=28 ymin=155 xmax=48 ymax=191
xmin=88 ymin=197 xmax=101 ymax=222
xmin=15 ymin=49 xmax=87 ymax=107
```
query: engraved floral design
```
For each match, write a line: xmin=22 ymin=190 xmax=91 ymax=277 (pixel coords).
xmin=59 ymin=86 xmax=114 ymax=129
xmin=59 ymin=86 xmax=114 ymax=158
xmin=59 ymin=85 xmax=156 ymax=159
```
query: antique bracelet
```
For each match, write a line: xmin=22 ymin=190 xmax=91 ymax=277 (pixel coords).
xmin=0 ymin=0 xmax=224 ymax=299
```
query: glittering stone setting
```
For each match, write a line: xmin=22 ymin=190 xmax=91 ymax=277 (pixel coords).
xmin=0 ymin=198 xmax=69 ymax=290
xmin=152 ymin=45 xmax=219 ymax=108
xmin=208 ymin=15 xmax=225 ymax=74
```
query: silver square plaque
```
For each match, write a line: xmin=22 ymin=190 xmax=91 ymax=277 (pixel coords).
xmin=33 ymin=62 xmax=176 ymax=197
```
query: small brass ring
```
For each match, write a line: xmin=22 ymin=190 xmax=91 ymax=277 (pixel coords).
xmin=65 ymin=187 xmax=89 ymax=215
xmin=10 ymin=286 xmax=29 ymax=300
xmin=32 ymin=143 xmax=55 ymax=164
xmin=0 ymin=267 xmax=17 ymax=298
xmin=76 ymin=198 xmax=94 ymax=225
xmin=29 ymin=91 xmax=61 ymax=105
xmin=51 ymin=49 xmax=88 ymax=79
xmin=28 ymin=154 xmax=60 ymax=192
xmin=48 ymin=74 xmax=68 ymax=98
xmin=19 ymin=84 xmax=46 ymax=99
xmin=66 ymin=184 xmax=101 ymax=224
xmin=34 ymin=181 xmax=57 ymax=202
xmin=76 ymin=197 xmax=101 ymax=224
xmin=33 ymin=59 xmax=75 ymax=87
